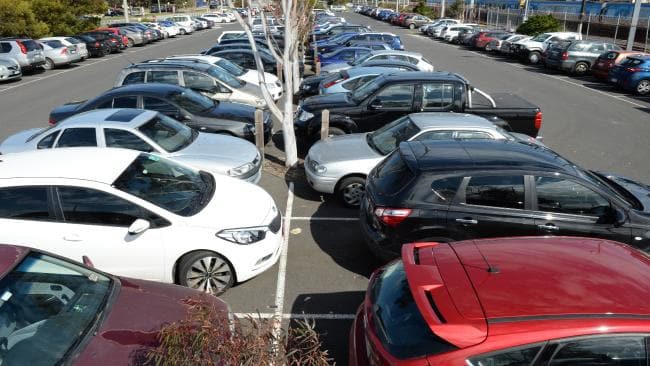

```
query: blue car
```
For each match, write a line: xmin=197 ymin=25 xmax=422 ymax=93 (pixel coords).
xmin=317 ymin=47 xmax=371 ymax=66
xmin=347 ymin=41 xmax=392 ymax=51
xmin=608 ymin=55 xmax=650 ymax=95
xmin=342 ymin=32 xmax=404 ymax=50
xmin=315 ymin=33 xmax=363 ymax=54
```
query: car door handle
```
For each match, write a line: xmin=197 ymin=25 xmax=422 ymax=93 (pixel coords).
xmin=63 ymin=234 xmax=83 ymax=242
xmin=538 ymin=224 xmax=559 ymax=231
xmin=455 ymin=218 xmax=478 ymax=225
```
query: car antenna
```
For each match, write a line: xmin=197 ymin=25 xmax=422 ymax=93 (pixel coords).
xmin=474 ymin=242 xmax=499 ymax=274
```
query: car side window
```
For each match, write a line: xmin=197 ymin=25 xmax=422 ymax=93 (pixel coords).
xmin=339 ymin=50 xmax=355 ymax=61
xmin=104 ymin=128 xmax=154 ymax=152
xmin=0 ymin=187 xmax=51 ymax=221
xmin=467 ymin=344 xmax=543 ymax=366
xmin=147 ymin=70 xmax=179 ymax=84
xmin=422 ymin=83 xmax=455 ymax=109
xmin=183 ymin=71 xmax=216 ymax=93
xmin=535 ymin=176 xmax=610 ymax=216
xmin=549 ymin=336 xmax=646 ymax=366
xmin=371 ymin=84 xmax=414 ymax=110
xmin=142 ymin=97 xmax=180 ymax=116
xmin=455 ymin=131 xmax=493 ymax=139
xmin=589 ymin=43 xmax=606 ymax=53
xmin=465 ymin=175 xmax=525 ymax=209
xmin=0 ymin=42 xmax=11 ymax=53
xmin=112 ymin=96 xmax=138 ymax=108
xmin=605 ymin=51 xmax=618 ymax=60
xmin=56 ymin=128 xmax=97 ymax=148
xmin=57 ymin=187 xmax=142 ymax=227
xmin=414 ymin=130 xmax=455 ymax=140
xmin=122 ymin=71 xmax=145 ymax=85
xmin=430 ymin=177 xmax=463 ymax=204
xmin=37 ymin=131 xmax=61 ymax=149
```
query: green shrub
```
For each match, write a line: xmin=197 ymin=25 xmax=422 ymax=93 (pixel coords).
xmin=412 ymin=0 xmax=439 ymax=18
xmin=516 ymin=14 xmax=561 ymax=35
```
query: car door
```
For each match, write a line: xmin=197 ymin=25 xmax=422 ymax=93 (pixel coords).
xmin=530 ymin=175 xmax=631 ymax=243
xmin=446 ymin=174 xmax=537 ymax=240
xmin=355 ymin=82 xmax=417 ymax=132
xmin=52 ymin=186 xmax=167 ymax=281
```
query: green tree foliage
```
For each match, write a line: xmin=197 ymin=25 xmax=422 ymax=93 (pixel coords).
xmin=516 ymin=14 xmax=561 ymax=35
xmin=0 ymin=0 xmax=49 ymax=38
xmin=0 ymin=0 xmax=107 ymax=38
xmin=412 ymin=0 xmax=439 ymax=18
xmin=446 ymin=0 xmax=464 ymax=18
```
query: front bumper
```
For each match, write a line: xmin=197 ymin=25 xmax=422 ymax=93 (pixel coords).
xmin=0 ymin=68 xmax=21 ymax=81
xmin=304 ymin=160 xmax=338 ymax=194
xmin=230 ymin=219 xmax=283 ymax=282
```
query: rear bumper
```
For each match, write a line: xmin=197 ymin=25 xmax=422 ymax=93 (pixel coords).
xmin=349 ymin=305 xmax=369 ymax=366
xmin=359 ymin=199 xmax=397 ymax=260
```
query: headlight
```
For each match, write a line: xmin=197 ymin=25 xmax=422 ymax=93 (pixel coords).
xmin=298 ymin=110 xmax=314 ymax=122
xmin=217 ymin=226 xmax=268 ymax=244
xmin=302 ymin=83 xmax=312 ymax=90
xmin=308 ymin=158 xmax=327 ymax=175
xmin=228 ymin=162 xmax=254 ymax=176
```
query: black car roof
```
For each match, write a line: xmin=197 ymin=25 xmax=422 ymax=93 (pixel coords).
xmin=106 ymin=82 xmax=189 ymax=96
xmin=400 ymin=139 xmax=581 ymax=175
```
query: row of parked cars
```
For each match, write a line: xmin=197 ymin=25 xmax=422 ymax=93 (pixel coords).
xmin=293 ymin=10 xmax=650 ymax=365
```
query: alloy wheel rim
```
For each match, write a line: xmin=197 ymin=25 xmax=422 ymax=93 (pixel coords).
xmin=576 ymin=63 xmax=587 ymax=73
xmin=44 ymin=60 xmax=53 ymax=70
xmin=342 ymin=183 xmax=365 ymax=206
xmin=185 ymin=256 xmax=232 ymax=294
xmin=638 ymin=80 xmax=650 ymax=94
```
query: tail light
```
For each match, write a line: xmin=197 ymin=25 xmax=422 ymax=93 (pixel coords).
xmin=94 ymin=41 xmax=100 ymax=47
xmin=48 ymin=116 xmax=56 ymax=125
xmin=315 ymin=55 xmax=320 ymax=63
xmin=561 ymin=51 xmax=568 ymax=60
xmin=626 ymin=67 xmax=641 ymax=72
xmin=374 ymin=207 xmax=412 ymax=227
xmin=534 ymin=111 xmax=543 ymax=131
xmin=323 ymin=76 xmax=348 ymax=88
xmin=60 ymin=47 xmax=68 ymax=55
xmin=16 ymin=41 xmax=27 ymax=54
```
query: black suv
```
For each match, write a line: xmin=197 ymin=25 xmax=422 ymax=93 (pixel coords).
xmin=361 ymin=139 xmax=650 ymax=259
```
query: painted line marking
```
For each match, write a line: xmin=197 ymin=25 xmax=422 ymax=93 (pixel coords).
xmin=291 ymin=216 xmax=358 ymax=221
xmin=0 ymin=32 xmax=213 ymax=94
xmin=273 ymin=181 xmax=294 ymax=336
xmin=235 ymin=312 xmax=356 ymax=320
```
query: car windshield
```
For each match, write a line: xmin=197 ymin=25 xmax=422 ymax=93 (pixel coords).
xmin=26 ymin=125 xmax=57 ymax=142
xmin=0 ymin=252 xmax=112 ymax=365
xmin=351 ymin=75 xmax=384 ymax=102
xmin=166 ymin=89 xmax=216 ymax=113
xmin=368 ymin=116 xmax=421 ymax=155
xmin=137 ymin=114 xmax=197 ymax=153
xmin=350 ymin=52 xmax=373 ymax=66
xmin=215 ymin=59 xmax=245 ymax=76
xmin=531 ymin=33 xmax=550 ymax=42
xmin=114 ymin=153 xmax=213 ymax=216
xmin=207 ymin=66 xmax=243 ymax=88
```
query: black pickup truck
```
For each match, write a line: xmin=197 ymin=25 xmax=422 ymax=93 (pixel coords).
xmin=294 ymin=71 xmax=542 ymax=142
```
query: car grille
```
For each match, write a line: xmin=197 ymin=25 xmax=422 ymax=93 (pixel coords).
xmin=268 ymin=210 xmax=282 ymax=233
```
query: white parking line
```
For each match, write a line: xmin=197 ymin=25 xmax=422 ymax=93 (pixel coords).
xmin=0 ymin=32 xmax=213 ymax=93
xmin=292 ymin=217 xmax=358 ymax=221
xmin=273 ymin=181 xmax=294 ymax=336
xmin=235 ymin=312 xmax=356 ymax=320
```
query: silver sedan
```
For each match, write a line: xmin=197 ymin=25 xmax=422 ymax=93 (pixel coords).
xmin=0 ymin=108 xmax=262 ymax=183
xmin=305 ymin=112 xmax=542 ymax=207
xmin=0 ymin=57 xmax=21 ymax=82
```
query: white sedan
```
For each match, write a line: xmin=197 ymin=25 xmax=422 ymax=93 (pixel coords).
xmin=0 ymin=109 xmax=263 ymax=183
xmin=0 ymin=148 xmax=282 ymax=294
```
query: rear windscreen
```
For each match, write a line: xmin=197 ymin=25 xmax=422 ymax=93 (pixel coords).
xmin=373 ymin=150 xmax=415 ymax=196
xmin=20 ymin=40 xmax=41 ymax=51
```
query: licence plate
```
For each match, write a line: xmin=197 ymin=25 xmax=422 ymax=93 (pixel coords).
xmin=597 ymin=62 xmax=603 ymax=67
xmin=610 ymin=77 xmax=618 ymax=83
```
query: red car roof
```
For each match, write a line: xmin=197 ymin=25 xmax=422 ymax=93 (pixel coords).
xmin=0 ymin=245 xmax=28 ymax=278
xmin=403 ymin=237 xmax=650 ymax=349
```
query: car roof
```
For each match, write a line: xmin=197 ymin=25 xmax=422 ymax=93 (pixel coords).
xmin=408 ymin=113 xmax=497 ymax=129
xmin=370 ymin=49 xmax=422 ymax=57
xmin=357 ymin=59 xmax=418 ymax=68
xmin=0 ymin=148 xmax=139 ymax=184
xmin=108 ymin=82 xmax=190 ymax=95
xmin=400 ymin=139 xmax=581 ymax=174
xmin=128 ymin=61 xmax=213 ymax=71
xmin=454 ymin=237 xmax=650 ymax=320
xmin=379 ymin=71 xmax=464 ymax=83
xmin=344 ymin=66 xmax=399 ymax=76
xmin=0 ymin=245 xmax=28 ymax=278
xmin=56 ymin=108 xmax=156 ymax=128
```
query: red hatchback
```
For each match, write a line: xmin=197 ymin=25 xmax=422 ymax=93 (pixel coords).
xmin=350 ymin=237 xmax=650 ymax=365
xmin=592 ymin=50 xmax=647 ymax=80
xmin=0 ymin=245 xmax=230 ymax=365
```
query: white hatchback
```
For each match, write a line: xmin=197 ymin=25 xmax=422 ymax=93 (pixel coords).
xmin=0 ymin=148 xmax=282 ymax=294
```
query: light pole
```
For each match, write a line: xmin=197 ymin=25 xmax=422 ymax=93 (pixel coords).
xmin=576 ymin=0 xmax=587 ymax=34
xmin=123 ymin=0 xmax=129 ymax=22
xmin=523 ymin=0 xmax=530 ymax=22
xmin=627 ymin=0 xmax=643 ymax=50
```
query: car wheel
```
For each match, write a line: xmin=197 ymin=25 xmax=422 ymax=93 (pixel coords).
xmin=180 ymin=28 xmax=186 ymax=35
xmin=409 ymin=23 xmax=415 ymax=30
xmin=178 ymin=251 xmax=235 ymax=295
xmin=528 ymin=51 xmax=541 ymax=64
xmin=637 ymin=79 xmax=650 ymax=95
xmin=127 ymin=38 xmax=134 ymax=47
xmin=43 ymin=58 xmax=54 ymax=70
xmin=573 ymin=61 xmax=589 ymax=76
xmin=337 ymin=176 xmax=366 ymax=208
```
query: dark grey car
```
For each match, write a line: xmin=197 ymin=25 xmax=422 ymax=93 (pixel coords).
xmin=545 ymin=40 xmax=621 ymax=75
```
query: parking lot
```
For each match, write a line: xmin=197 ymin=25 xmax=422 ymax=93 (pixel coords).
xmin=1 ymin=12 xmax=650 ymax=363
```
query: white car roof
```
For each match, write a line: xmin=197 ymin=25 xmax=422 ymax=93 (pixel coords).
xmin=370 ymin=50 xmax=422 ymax=58
xmin=55 ymin=108 xmax=158 ymax=130
xmin=0 ymin=147 xmax=139 ymax=184
xmin=409 ymin=113 xmax=498 ymax=129
xmin=166 ymin=54 xmax=224 ymax=63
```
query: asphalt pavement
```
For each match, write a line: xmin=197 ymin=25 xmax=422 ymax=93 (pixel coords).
xmin=1 ymin=13 xmax=649 ymax=364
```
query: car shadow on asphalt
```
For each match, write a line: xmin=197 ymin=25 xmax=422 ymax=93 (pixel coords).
xmin=289 ymin=291 xmax=366 ymax=364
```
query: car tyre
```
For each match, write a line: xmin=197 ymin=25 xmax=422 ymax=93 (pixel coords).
xmin=178 ymin=250 xmax=235 ymax=295
xmin=636 ymin=79 xmax=650 ymax=95
xmin=180 ymin=28 xmax=186 ymax=35
xmin=409 ymin=23 xmax=415 ymax=30
xmin=573 ymin=61 xmax=589 ymax=76
xmin=127 ymin=38 xmax=134 ymax=47
xmin=43 ymin=58 xmax=54 ymax=70
xmin=528 ymin=51 xmax=541 ymax=64
xmin=337 ymin=176 xmax=366 ymax=208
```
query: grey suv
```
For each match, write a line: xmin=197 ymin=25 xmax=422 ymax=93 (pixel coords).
xmin=0 ymin=38 xmax=45 ymax=71
xmin=545 ymin=40 xmax=621 ymax=75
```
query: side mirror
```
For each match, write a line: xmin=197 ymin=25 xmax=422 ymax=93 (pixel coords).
xmin=368 ymin=99 xmax=383 ymax=110
xmin=128 ymin=218 xmax=151 ymax=235
xmin=82 ymin=255 xmax=94 ymax=268
xmin=176 ymin=113 xmax=191 ymax=121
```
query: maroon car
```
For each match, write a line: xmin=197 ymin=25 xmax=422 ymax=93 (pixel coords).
xmin=0 ymin=245 xmax=230 ymax=365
